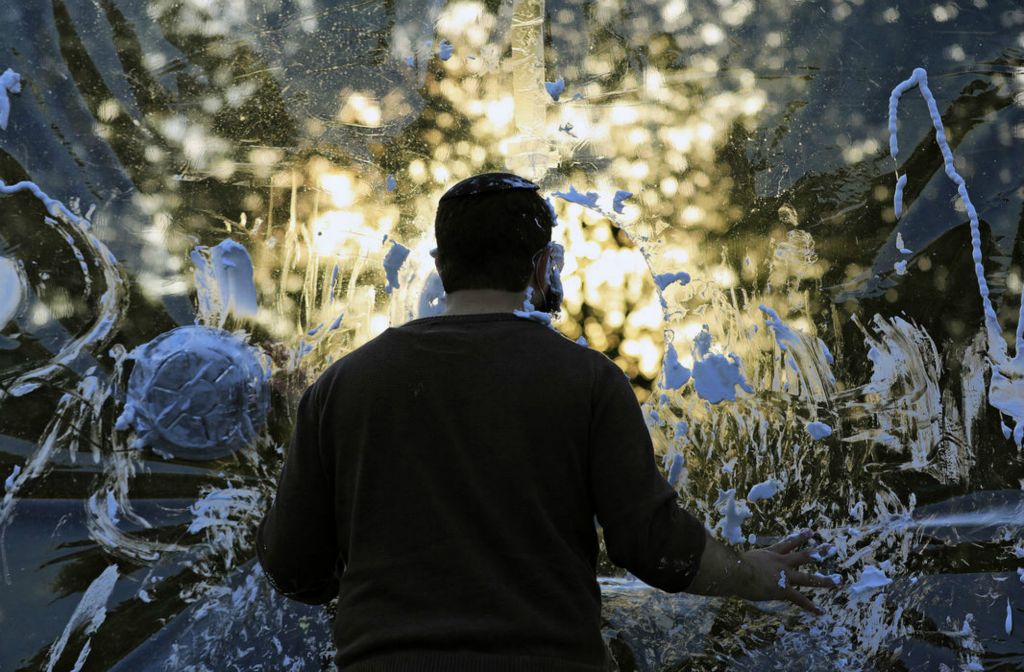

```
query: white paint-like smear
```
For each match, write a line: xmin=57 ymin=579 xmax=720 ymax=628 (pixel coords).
xmin=188 ymin=487 xmax=262 ymax=570
xmin=852 ymin=315 xmax=944 ymax=471
xmin=329 ymin=263 xmax=340 ymax=301
xmin=0 ymin=180 xmax=126 ymax=401
xmin=3 ymin=464 xmax=21 ymax=491
xmin=44 ymin=564 xmax=118 ymax=672
xmin=757 ymin=304 xmax=837 ymax=400
xmin=664 ymin=451 xmax=685 ymax=487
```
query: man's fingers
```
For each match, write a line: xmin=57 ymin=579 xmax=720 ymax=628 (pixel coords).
xmin=785 ymin=549 xmax=817 ymax=566
xmin=785 ymin=547 xmax=834 ymax=567
xmin=784 ymin=587 xmax=823 ymax=615
xmin=767 ymin=529 xmax=813 ymax=554
xmin=786 ymin=569 xmax=841 ymax=589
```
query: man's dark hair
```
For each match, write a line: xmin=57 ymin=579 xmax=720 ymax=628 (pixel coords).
xmin=434 ymin=173 xmax=555 ymax=293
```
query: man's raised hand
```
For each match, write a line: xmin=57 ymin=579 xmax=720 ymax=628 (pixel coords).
xmin=738 ymin=529 xmax=840 ymax=615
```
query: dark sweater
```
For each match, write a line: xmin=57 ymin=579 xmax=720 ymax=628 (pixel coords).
xmin=256 ymin=312 xmax=707 ymax=671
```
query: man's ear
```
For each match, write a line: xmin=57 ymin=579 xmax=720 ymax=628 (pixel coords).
xmin=533 ymin=247 xmax=552 ymax=291
xmin=536 ymin=245 xmax=552 ymax=276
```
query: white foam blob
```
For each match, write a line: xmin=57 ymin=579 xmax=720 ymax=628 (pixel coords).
xmin=0 ymin=255 xmax=23 ymax=328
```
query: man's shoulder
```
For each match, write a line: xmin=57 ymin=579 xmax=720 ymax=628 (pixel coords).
xmin=314 ymin=319 xmax=622 ymax=385
xmin=532 ymin=328 xmax=632 ymax=389
xmin=311 ymin=329 xmax=393 ymax=388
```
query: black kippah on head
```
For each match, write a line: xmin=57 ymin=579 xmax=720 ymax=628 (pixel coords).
xmin=438 ymin=172 xmax=539 ymax=202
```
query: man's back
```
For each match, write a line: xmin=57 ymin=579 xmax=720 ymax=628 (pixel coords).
xmin=257 ymin=311 xmax=706 ymax=671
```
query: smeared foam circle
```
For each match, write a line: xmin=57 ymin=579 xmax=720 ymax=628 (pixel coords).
xmin=117 ymin=326 xmax=271 ymax=459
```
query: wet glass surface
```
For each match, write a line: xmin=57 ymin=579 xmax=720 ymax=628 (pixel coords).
xmin=0 ymin=1 xmax=1023 ymax=670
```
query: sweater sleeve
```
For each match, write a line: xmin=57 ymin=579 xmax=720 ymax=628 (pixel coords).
xmin=588 ymin=358 xmax=707 ymax=592
xmin=256 ymin=383 xmax=340 ymax=604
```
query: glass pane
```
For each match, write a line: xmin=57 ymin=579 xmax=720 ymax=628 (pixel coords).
xmin=0 ymin=1 xmax=1021 ymax=670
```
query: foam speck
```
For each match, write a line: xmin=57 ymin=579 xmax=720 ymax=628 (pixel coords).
xmin=545 ymin=78 xmax=565 ymax=101
xmin=383 ymin=241 xmax=411 ymax=294
xmin=806 ymin=421 xmax=833 ymax=440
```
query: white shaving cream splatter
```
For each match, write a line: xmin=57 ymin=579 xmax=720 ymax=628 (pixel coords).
xmin=44 ymin=564 xmax=118 ymax=672
xmin=714 ymin=488 xmax=752 ymax=544
xmin=848 ymin=565 xmax=892 ymax=596
xmin=661 ymin=340 xmax=691 ymax=390
xmin=691 ymin=326 xmax=753 ymax=403
xmin=512 ymin=286 xmax=552 ymax=325
xmin=545 ymin=77 xmax=565 ymax=101
xmin=0 ymin=68 xmax=22 ymax=130
xmin=747 ymin=478 xmax=783 ymax=502
xmin=612 ymin=189 xmax=632 ymax=213
xmin=806 ymin=421 xmax=833 ymax=440
xmin=383 ymin=240 xmax=411 ymax=294
xmin=552 ymin=185 xmax=599 ymax=208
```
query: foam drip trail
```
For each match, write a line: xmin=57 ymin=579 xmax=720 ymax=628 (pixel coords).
xmin=890 ymin=67 xmax=1024 ymax=445
xmin=888 ymin=68 xmax=1004 ymax=361
xmin=893 ymin=174 xmax=907 ymax=219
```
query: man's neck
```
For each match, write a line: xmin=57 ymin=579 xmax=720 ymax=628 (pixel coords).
xmin=441 ymin=289 xmax=528 ymax=316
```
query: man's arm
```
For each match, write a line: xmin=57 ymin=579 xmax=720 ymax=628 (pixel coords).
xmin=256 ymin=383 xmax=340 ymax=605
xmin=588 ymin=357 xmax=838 ymax=611
xmin=588 ymin=359 xmax=707 ymax=592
